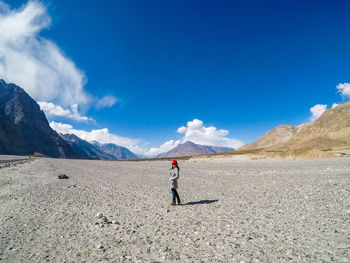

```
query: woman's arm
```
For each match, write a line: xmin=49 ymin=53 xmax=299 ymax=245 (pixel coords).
xmin=170 ymin=167 xmax=179 ymax=180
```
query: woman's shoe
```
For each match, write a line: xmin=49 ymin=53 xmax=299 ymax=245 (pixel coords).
xmin=170 ymin=202 xmax=176 ymax=206
xmin=178 ymin=202 xmax=182 ymax=205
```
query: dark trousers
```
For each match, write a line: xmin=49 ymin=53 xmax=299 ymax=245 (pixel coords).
xmin=171 ymin=188 xmax=181 ymax=203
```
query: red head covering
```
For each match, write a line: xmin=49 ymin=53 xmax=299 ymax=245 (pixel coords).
xmin=172 ymin=160 xmax=178 ymax=165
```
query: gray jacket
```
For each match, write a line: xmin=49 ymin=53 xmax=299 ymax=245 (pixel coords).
xmin=170 ymin=167 xmax=179 ymax=189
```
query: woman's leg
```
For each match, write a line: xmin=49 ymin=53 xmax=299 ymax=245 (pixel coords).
xmin=173 ymin=189 xmax=181 ymax=204
xmin=171 ymin=188 xmax=176 ymax=203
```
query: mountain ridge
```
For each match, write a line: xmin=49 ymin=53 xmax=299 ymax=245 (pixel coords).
xmin=157 ymin=141 xmax=235 ymax=158
xmin=0 ymin=79 xmax=79 ymax=158
xmin=60 ymin=134 xmax=115 ymax=160
xmin=91 ymin=141 xmax=139 ymax=160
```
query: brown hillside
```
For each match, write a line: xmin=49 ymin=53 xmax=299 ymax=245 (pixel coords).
xmin=237 ymin=101 xmax=350 ymax=158
xmin=238 ymin=125 xmax=299 ymax=150
xmin=280 ymin=101 xmax=350 ymax=151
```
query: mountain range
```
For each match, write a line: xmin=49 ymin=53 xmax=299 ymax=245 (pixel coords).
xmin=90 ymin=141 xmax=139 ymax=160
xmin=2 ymin=78 xmax=350 ymax=160
xmin=60 ymin=134 xmax=113 ymax=160
xmin=157 ymin=141 xmax=234 ymax=157
xmin=0 ymin=79 xmax=138 ymax=159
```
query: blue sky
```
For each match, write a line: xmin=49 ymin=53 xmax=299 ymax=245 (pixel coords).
xmin=1 ymin=0 xmax=350 ymax=155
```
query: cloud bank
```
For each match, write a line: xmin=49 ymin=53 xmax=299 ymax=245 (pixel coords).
xmin=38 ymin=101 xmax=91 ymax=122
xmin=177 ymin=119 xmax=243 ymax=148
xmin=0 ymin=1 xmax=90 ymax=107
xmin=143 ymin=119 xmax=243 ymax=156
xmin=50 ymin=119 xmax=243 ymax=157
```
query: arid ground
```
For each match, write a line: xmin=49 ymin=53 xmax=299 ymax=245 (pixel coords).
xmin=0 ymin=156 xmax=349 ymax=262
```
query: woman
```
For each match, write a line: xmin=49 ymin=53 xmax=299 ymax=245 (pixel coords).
xmin=170 ymin=159 xmax=181 ymax=205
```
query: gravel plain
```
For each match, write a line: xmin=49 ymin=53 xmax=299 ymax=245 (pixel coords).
xmin=0 ymin=156 xmax=350 ymax=262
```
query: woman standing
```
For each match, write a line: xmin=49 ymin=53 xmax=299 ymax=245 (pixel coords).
xmin=170 ymin=160 xmax=181 ymax=205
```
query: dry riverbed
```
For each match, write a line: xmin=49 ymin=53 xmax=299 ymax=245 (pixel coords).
xmin=0 ymin=156 xmax=350 ymax=262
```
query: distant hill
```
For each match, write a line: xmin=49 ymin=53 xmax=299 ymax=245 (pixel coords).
xmin=60 ymin=134 xmax=114 ymax=160
xmin=279 ymin=102 xmax=350 ymax=152
xmin=91 ymin=142 xmax=139 ymax=160
xmin=0 ymin=79 xmax=79 ymax=158
xmin=238 ymin=102 xmax=350 ymax=158
xmin=157 ymin=141 xmax=234 ymax=157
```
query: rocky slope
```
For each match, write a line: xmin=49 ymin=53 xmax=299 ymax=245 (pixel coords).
xmin=238 ymin=125 xmax=300 ymax=150
xmin=0 ymin=79 xmax=79 ymax=158
xmin=158 ymin=141 xmax=234 ymax=157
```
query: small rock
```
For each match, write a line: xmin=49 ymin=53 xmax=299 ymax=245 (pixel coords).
xmin=96 ymin=213 xmax=103 ymax=218
xmin=58 ymin=174 xmax=69 ymax=179
xmin=96 ymin=244 xmax=104 ymax=250
xmin=100 ymin=216 xmax=108 ymax=221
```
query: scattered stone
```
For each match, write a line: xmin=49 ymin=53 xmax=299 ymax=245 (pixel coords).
xmin=96 ymin=213 xmax=103 ymax=218
xmin=58 ymin=174 xmax=69 ymax=179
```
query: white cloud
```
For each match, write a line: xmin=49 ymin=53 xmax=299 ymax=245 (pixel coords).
xmin=0 ymin=1 xmax=90 ymax=107
xmin=50 ymin=121 xmax=145 ymax=154
xmin=38 ymin=101 xmax=91 ymax=122
xmin=144 ymin=119 xmax=243 ymax=156
xmin=336 ymin=83 xmax=350 ymax=100
xmin=96 ymin=94 xmax=118 ymax=108
xmin=309 ymin=104 xmax=327 ymax=121
xmin=50 ymin=119 xmax=243 ymax=157
xmin=176 ymin=119 xmax=243 ymax=148
xmin=146 ymin=140 xmax=181 ymax=157
xmin=332 ymin=103 xmax=338 ymax=108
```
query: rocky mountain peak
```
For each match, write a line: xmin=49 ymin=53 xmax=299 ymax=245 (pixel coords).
xmin=0 ymin=79 xmax=79 ymax=158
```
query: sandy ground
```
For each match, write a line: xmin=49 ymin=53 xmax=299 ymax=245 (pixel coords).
xmin=0 ymin=156 xmax=350 ymax=263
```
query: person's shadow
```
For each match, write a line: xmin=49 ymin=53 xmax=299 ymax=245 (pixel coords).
xmin=183 ymin=199 xmax=218 ymax=206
